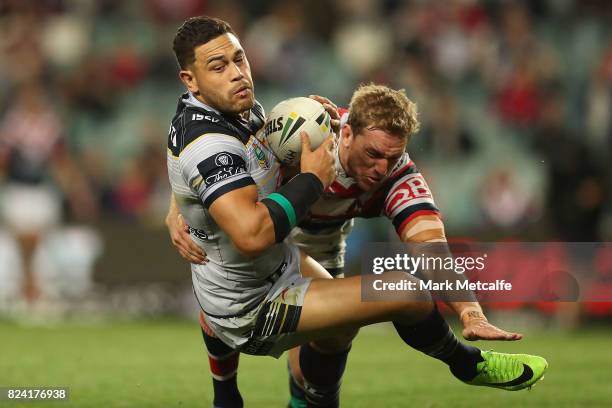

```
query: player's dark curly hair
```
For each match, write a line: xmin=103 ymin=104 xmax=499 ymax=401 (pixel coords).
xmin=173 ymin=16 xmax=236 ymax=69
xmin=348 ymin=83 xmax=420 ymax=141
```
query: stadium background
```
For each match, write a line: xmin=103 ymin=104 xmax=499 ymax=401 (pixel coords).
xmin=0 ymin=0 xmax=611 ymax=407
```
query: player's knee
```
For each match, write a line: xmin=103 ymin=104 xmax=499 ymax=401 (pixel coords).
xmin=310 ymin=328 xmax=358 ymax=353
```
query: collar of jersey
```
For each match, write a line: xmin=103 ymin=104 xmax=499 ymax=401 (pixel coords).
xmin=334 ymin=130 xmax=357 ymax=188
xmin=184 ymin=91 xmax=253 ymax=124
xmin=183 ymin=92 xmax=222 ymax=115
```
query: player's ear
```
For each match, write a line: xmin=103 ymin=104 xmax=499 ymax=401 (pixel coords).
xmin=341 ymin=124 xmax=353 ymax=148
xmin=179 ymin=69 xmax=199 ymax=94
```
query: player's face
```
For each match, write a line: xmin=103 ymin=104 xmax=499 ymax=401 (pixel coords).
xmin=179 ymin=33 xmax=255 ymax=114
xmin=341 ymin=124 xmax=407 ymax=191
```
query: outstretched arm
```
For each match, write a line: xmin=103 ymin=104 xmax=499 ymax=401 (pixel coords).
xmin=400 ymin=214 xmax=522 ymax=341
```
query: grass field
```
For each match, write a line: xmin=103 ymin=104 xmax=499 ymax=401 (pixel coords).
xmin=1 ymin=319 xmax=611 ymax=407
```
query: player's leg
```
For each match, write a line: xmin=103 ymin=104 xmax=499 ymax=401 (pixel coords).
xmin=16 ymin=231 xmax=41 ymax=302
xmin=288 ymin=330 xmax=358 ymax=408
xmin=287 ymin=265 xmax=351 ymax=407
xmin=301 ymin=269 xmax=485 ymax=381
xmin=298 ymin=274 xmax=433 ymax=334
xmin=199 ymin=311 xmax=243 ymax=408
xmin=287 ymin=350 xmax=304 ymax=408
xmin=286 ymin=254 xmax=428 ymax=407
xmin=290 ymin=253 xmax=357 ymax=408
xmin=296 ymin=254 xmax=547 ymax=401
xmin=289 ymin=254 xmax=357 ymax=408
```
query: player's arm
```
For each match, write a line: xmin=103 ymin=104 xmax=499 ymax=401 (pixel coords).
xmin=385 ymin=163 xmax=485 ymax=316
xmin=207 ymin=133 xmax=336 ymax=257
xmin=400 ymin=214 xmax=483 ymax=316
xmin=208 ymin=184 xmax=280 ymax=256
xmin=400 ymin=213 xmax=521 ymax=341
xmin=385 ymin=164 xmax=521 ymax=340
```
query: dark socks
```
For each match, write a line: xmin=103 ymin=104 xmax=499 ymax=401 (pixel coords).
xmin=202 ymin=329 xmax=243 ymax=408
xmin=393 ymin=307 xmax=483 ymax=381
xmin=288 ymin=361 xmax=306 ymax=403
xmin=299 ymin=343 xmax=350 ymax=408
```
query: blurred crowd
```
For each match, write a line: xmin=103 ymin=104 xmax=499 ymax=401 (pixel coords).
xmin=1 ymin=0 xmax=610 ymax=235
xmin=0 ymin=0 xmax=610 ymax=305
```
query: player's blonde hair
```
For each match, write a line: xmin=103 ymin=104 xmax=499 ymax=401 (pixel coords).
xmin=347 ymin=84 xmax=420 ymax=140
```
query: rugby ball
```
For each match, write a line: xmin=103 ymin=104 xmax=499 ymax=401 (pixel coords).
xmin=262 ymin=97 xmax=332 ymax=166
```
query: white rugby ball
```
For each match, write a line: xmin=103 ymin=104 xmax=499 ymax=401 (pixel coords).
xmin=262 ymin=97 xmax=332 ymax=166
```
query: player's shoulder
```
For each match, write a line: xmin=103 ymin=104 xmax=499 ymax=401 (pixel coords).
xmin=387 ymin=152 xmax=419 ymax=180
xmin=168 ymin=108 xmax=238 ymax=157
xmin=168 ymin=93 xmax=264 ymax=157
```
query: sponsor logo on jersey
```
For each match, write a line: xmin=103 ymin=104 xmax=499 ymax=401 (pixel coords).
xmin=197 ymin=152 xmax=247 ymax=186
xmin=215 ymin=153 xmax=233 ymax=167
xmin=204 ymin=165 xmax=247 ymax=187
xmin=253 ymin=145 xmax=270 ymax=169
xmin=188 ymin=226 xmax=209 ymax=240
xmin=248 ymin=137 xmax=270 ymax=169
xmin=192 ymin=113 xmax=220 ymax=122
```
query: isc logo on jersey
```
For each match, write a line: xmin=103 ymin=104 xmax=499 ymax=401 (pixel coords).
xmin=262 ymin=97 xmax=332 ymax=166
xmin=192 ymin=113 xmax=219 ymax=122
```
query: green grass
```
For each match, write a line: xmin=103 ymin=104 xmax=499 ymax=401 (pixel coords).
xmin=1 ymin=319 xmax=610 ymax=407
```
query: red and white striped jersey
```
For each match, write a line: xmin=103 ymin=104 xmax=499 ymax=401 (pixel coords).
xmin=290 ymin=108 xmax=439 ymax=270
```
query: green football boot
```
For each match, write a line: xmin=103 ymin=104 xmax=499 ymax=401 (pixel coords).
xmin=466 ymin=350 xmax=548 ymax=391
xmin=287 ymin=396 xmax=307 ymax=408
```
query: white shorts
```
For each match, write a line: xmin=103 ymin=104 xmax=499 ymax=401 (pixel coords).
xmin=203 ymin=247 xmax=313 ymax=358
